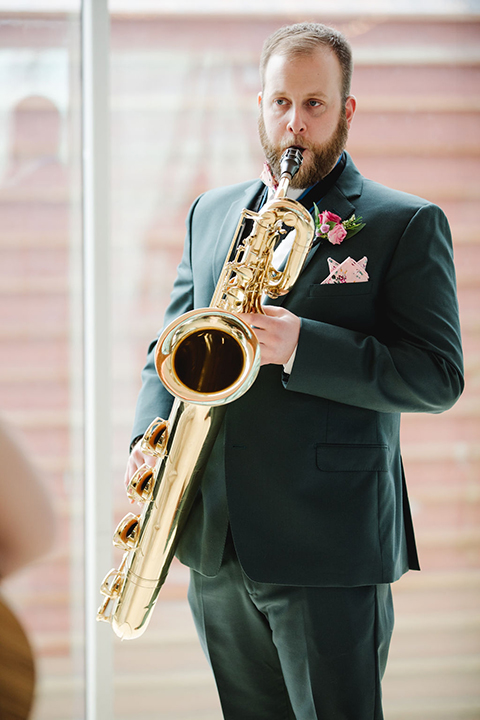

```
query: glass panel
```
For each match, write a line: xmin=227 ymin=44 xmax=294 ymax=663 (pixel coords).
xmin=0 ymin=8 xmax=84 ymax=720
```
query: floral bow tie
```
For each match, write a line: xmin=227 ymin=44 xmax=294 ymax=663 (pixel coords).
xmin=260 ymin=162 xmax=278 ymax=191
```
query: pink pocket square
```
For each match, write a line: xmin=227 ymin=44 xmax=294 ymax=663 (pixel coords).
xmin=321 ymin=256 xmax=369 ymax=284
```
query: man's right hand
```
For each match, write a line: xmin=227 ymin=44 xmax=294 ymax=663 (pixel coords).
xmin=124 ymin=439 xmax=157 ymax=501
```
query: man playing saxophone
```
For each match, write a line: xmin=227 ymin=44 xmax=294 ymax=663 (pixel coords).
xmin=125 ymin=22 xmax=464 ymax=720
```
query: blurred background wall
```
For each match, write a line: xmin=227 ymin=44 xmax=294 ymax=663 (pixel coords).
xmin=0 ymin=2 xmax=478 ymax=719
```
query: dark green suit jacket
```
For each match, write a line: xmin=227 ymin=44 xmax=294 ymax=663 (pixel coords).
xmin=131 ymin=153 xmax=464 ymax=587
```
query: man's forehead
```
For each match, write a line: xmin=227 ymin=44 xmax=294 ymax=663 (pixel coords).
xmin=263 ymin=48 xmax=342 ymax=95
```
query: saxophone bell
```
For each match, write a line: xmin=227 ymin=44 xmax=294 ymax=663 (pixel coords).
xmin=156 ymin=309 xmax=260 ymax=406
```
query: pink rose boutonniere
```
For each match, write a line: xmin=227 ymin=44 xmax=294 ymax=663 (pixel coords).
xmin=313 ymin=204 xmax=366 ymax=245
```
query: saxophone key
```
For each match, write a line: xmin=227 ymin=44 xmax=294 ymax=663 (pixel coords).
xmin=113 ymin=513 xmax=140 ymax=550
xmin=141 ymin=418 xmax=168 ymax=457
xmin=96 ymin=595 xmax=116 ymax=623
xmin=127 ymin=464 xmax=155 ymax=503
xmin=99 ymin=567 xmax=125 ymax=598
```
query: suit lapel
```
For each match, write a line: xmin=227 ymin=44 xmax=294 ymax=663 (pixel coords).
xmin=301 ymin=154 xmax=363 ymax=271
xmin=267 ymin=154 xmax=364 ymax=306
xmin=210 ymin=154 xmax=364 ymax=304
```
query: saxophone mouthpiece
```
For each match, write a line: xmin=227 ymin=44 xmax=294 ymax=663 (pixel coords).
xmin=280 ymin=147 xmax=304 ymax=180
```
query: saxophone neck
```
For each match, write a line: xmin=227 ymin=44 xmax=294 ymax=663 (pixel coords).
xmin=274 ymin=175 xmax=290 ymax=200
xmin=272 ymin=146 xmax=304 ymax=200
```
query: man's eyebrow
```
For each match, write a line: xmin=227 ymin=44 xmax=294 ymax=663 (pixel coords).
xmin=267 ymin=87 xmax=330 ymax=99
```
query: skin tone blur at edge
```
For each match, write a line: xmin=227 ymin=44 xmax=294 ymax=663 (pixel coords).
xmin=0 ymin=417 xmax=56 ymax=580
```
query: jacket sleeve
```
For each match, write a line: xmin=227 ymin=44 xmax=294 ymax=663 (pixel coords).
xmin=285 ymin=202 xmax=464 ymax=413
xmin=129 ymin=196 xmax=203 ymax=444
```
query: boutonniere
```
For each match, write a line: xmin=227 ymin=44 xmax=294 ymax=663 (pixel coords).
xmin=313 ymin=203 xmax=366 ymax=245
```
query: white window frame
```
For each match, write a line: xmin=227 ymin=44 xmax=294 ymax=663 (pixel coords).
xmin=82 ymin=1 xmax=114 ymax=717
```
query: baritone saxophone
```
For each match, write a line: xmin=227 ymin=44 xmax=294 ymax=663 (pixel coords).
xmin=97 ymin=148 xmax=315 ymax=639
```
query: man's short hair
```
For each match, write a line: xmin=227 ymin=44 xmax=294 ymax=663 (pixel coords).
xmin=260 ymin=22 xmax=353 ymax=103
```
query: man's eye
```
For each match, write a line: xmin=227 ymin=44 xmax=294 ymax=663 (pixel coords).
xmin=308 ymin=100 xmax=321 ymax=107
xmin=274 ymin=99 xmax=286 ymax=106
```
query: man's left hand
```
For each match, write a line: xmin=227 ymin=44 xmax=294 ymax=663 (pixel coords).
xmin=239 ymin=305 xmax=300 ymax=366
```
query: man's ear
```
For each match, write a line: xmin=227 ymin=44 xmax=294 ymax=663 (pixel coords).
xmin=257 ymin=92 xmax=262 ymax=108
xmin=345 ymin=95 xmax=356 ymax=129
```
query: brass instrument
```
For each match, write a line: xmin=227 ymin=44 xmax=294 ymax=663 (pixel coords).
xmin=97 ymin=148 xmax=315 ymax=639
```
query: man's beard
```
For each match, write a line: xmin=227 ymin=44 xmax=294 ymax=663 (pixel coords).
xmin=258 ymin=108 xmax=349 ymax=189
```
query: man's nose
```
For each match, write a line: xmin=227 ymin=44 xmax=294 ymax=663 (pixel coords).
xmin=286 ymin=106 xmax=306 ymax=134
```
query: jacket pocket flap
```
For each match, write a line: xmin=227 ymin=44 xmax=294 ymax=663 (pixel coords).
xmin=308 ymin=282 xmax=372 ymax=298
xmin=315 ymin=443 xmax=389 ymax=472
